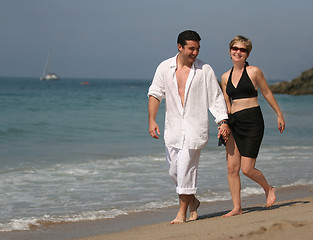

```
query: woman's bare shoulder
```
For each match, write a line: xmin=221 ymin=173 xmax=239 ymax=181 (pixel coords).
xmin=221 ymin=69 xmax=231 ymax=84
xmin=246 ymin=65 xmax=263 ymax=75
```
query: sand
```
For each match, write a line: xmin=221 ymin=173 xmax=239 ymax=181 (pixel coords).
xmin=1 ymin=186 xmax=312 ymax=240
xmin=76 ymin=196 xmax=313 ymax=240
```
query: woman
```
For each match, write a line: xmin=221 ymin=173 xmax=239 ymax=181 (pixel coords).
xmin=220 ymin=35 xmax=285 ymax=217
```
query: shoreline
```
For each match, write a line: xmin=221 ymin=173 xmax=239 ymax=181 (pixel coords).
xmin=80 ymin=195 xmax=313 ymax=240
xmin=0 ymin=185 xmax=312 ymax=240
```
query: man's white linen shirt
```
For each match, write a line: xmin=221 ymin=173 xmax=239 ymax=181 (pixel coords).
xmin=148 ymin=55 xmax=228 ymax=150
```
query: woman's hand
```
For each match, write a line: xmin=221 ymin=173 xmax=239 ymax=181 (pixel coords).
xmin=278 ymin=115 xmax=285 ymax=133
xmin=218 ymin=123 xmax=231 ymax=143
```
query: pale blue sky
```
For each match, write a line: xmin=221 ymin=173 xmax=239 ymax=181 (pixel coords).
xmin=1 ymin=0 xmax=312 ymax=80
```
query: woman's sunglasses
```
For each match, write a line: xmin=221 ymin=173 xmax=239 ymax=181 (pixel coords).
xmin=231 ymin=46 xmax=248 ymax=53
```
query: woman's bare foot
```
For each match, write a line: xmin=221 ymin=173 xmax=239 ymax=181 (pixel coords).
xmin=189 ymin=197 xmax=200 ymax=221
xmin=266 ymin=187 xmax=276 ymax=207
xmin=222 ymin=208 xmax=242 ymax=217
xmin=170 ymin=217 xmax=186 ymax=224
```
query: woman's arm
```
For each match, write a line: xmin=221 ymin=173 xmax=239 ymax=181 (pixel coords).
xmin=255 ymin=67 xmax=285 ymax=133
xmin=219 ymin=72 xmax=232 ymax=142
xmin=221 ymin=72 xmax=232 ymax=114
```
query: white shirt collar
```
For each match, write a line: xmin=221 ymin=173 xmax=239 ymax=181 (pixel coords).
xmin=170 ymin=53 xmax=199 ymax=70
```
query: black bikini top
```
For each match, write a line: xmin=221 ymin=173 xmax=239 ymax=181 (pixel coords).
xmin=226 ymin=65 xmax=258 ymax=100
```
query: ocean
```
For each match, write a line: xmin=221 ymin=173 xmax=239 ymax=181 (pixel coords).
xmin=0 ymin=77 xmax=312 ymax=232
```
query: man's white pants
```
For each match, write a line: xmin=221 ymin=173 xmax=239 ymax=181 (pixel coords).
xmin=165 ymin=146 xmax=201 ymax=195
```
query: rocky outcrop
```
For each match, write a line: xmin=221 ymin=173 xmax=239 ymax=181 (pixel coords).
xmin=270 ymin=67 xmax=313 ymax=95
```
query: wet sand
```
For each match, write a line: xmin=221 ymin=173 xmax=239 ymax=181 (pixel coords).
xmin=1 ymin=185 xmax=312 ymax=240
xmin=80 ymin=196 xmax=313 ymax=240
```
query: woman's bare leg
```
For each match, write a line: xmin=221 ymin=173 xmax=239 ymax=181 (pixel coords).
xmin=241 ymin=157 xmax=276 ymax=207
xmin=223 ymin=134 xmax=243 ymax=217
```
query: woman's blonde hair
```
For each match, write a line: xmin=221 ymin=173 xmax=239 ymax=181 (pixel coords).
xmin=229 ymin=35 xmax=252 ymax=53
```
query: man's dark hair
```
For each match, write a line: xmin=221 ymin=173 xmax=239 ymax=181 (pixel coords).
xmin=177 ymin=30 xmax=201 ymax=47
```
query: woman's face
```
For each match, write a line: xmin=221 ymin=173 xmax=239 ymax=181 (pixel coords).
xmin=229 ymin=41 xmax=249 ymax=63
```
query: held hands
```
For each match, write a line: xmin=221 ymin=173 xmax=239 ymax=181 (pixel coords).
xmin=149 ymin=120 xmax=160 ymax=139
xmin=218 ymin=123 xmax=231 ymax=143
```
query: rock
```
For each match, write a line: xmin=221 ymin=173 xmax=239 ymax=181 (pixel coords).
xmin=269 ymin=67 xmax=313 ymax=95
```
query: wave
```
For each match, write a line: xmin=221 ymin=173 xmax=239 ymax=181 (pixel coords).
xmin=0 ymin=127 xmax=30 ymax=137
xmin=1 ymin=180 xmax=312 ymax=232
xmin=0 ymin=209 xmax=127 ymax=232
xmin=281 ymin=179 xmax=313 ymax=188
xmin=279 ymin=145 xmax=313 ymax=150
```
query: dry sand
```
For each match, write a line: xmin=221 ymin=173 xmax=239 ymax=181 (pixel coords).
xmin=75 ymin=196 xmax=313 ymax=240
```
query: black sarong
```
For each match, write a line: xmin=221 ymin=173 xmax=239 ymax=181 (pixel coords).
xmin=228 ymin=106 xmax=264 ymax=158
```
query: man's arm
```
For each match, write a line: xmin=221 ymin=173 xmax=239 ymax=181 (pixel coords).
xmin=205 ymin=67 xmax=231 ymax=142
xmin=148 ymin=96 xmax=161 ymax=139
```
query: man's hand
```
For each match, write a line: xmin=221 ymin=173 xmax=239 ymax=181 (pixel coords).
xmin=217 ymin=123 xmax=231 ymax=143
xmin=148 ymin=96 xmax=161 ymax=139
xmin=149 ymin=120 xmax=160 ymax=139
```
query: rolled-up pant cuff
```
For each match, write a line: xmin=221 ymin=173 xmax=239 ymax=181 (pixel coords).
xmin=176 ymin=187 xmax=197 ymax=195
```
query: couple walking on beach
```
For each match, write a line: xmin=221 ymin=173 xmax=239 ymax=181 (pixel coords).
xmin=148 ymin=30 xmax=285 ymax=224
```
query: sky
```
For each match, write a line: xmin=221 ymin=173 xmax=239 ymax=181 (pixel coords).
xmin=1 ymin=0 xmax=313 ymax=81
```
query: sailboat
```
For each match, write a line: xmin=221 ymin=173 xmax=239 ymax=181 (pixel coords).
xmin=40 ymin=52 xmax=59 ymax=80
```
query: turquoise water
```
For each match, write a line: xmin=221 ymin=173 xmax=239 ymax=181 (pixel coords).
xmin=0 ymin=77 xmax=312 ymax=231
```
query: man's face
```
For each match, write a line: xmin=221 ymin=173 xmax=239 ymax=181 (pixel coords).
xmin=178 ymin=40 xmax=200 ymax=64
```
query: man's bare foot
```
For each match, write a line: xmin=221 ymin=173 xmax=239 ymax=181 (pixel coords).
xmin=222 ymin=208 xmax=242 ymax=218
xmin=170 ymin=217 xmax=186 ymax=224
xmin=189 ymin=198 xmax=200 ymax=221
xmin=266 ymin=187 xmax=276 ymax=207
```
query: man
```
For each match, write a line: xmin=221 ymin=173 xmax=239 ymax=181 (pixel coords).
xmin=148 ymin=30 xmax=229 ymax=224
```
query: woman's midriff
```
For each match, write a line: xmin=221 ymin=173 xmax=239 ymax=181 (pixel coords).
xmin=230 ymin=97 xmax=259 ymax=114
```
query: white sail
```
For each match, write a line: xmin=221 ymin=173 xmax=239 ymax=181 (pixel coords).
xmin=40 ymin=52 xmax=59 ymax=80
